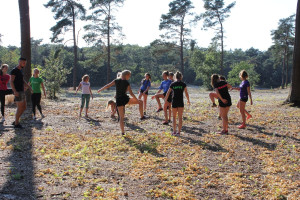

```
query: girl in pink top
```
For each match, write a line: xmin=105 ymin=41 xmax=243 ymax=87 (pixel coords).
xmin=0 ymin=64 xmax=12 ymax=122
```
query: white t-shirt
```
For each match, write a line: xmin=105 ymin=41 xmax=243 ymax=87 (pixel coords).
xmin=81 ymin=81 xmax=90 ymax=94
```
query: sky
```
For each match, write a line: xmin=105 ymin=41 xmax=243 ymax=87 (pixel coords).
xmin=0 ymin=0 xmax=297 ymax=51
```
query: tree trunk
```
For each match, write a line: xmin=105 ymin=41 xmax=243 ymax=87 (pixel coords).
xmin=281 ymin=55 xmax=286 ymax=89
xmin=107 ymin=4 xmax=111 ymax=84
xmin=180 ymin=18 xmax=184 ymax=75
xmin=72 ymin=6 xmax=78 ymax=90
xmin=287 ymin=0 xmax=300 ymax=105
xmin=220 ymin=22 xmax=224 ymax=75
xmin=18 ymin=0 xmax=31 ymax=102
xmin=286 ymin=49 xmax=289 ymax=88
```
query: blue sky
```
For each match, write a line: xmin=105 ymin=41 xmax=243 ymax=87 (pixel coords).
xmin=0 ymin=0 xmax=297 ymax=50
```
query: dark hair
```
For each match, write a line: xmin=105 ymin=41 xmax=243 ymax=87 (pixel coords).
xmin=169 ymin=72 xmax=174 ymax=77
xmin=211 ymin=74 xmax=219 ymax=88
xmin=175 ymin=71 xmax=182 ymax=80
xmin=0 ymin=64 xmax=8 ymax=76
xmin=145 ymin=73 xmax=151 ymax=80
xmin=162 ymin=71 xmax=169 ymax=76
xmin=19 ymin=57 xmax=27 ymax=61
xmin=219 ymin=76 xmax=226 ymax=81
xmin=239 ymin=70 xmax=248 ymax=79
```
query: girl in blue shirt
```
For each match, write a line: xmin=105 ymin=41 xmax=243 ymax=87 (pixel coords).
xmin=138 ymin=73 xmax=151 ymax=115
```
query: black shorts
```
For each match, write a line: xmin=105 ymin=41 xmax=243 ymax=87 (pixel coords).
xmin=172 ymin=100 xmax=184 ymax=108
xmin=140 ymin=89 xmax=148 ymax=95
xmin=218 ymin=97 xmax=232 ymax=108
xmin=163 ymin=92 xmax=172 ymax=103
xmin=240 ymin=97 xmax=248 ymax=102
xmin=116 ymin=95 xmax=130 ymax=107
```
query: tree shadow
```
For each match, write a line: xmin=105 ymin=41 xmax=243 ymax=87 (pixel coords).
xmin=233 ymin=134 xmax=277 ymax=150
xmin=0 ymin=112 xmax=37 ymax=199
xmin=179 ymin=135 xmax=228 ymax=152
xmin=126 ymin=122 xmax=147 ymax=133
xmin=84 ymin=117 xmax=102 ymax=127
xmin=181 ymin=125 xmax=207 ymax=136
xmin=246 ymin=124 xmax=300 ymax=143
xmin=124 ymin=136 xmax=164 ymax=157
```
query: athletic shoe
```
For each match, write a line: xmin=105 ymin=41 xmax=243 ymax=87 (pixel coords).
xmin=246 ymin=115 xmax=252 ymax=120
xmin=176 ymin=132 xmax=181 ymax=136
xmin=171 ymin=132 xmax=176 ymax=136
xmin=1 ymin=117 xmax=5 ymax=123
xmin=212 ymin=103 xmax=217 ymax=107
xmin=41 ymin=114 xmax=45 ymax=118
xmin=168 ymin=120 xmax=171 ymax=123
xmin=218 ymin=116 xmax=222 ymax=120
xmin=156 ymin=108 xmax=163 ymax=113
xmin=238 ymin=124 xmax=246 ymax=129
xmin=122 ymin=133 xmax=125 ymax=136
xmin=162 ymin=121 xmax=169 ymax=125
xmin=14 ymin=124 xmax=23 ymax=129
xmin=140 ymin=116 xmax=146 ymax=120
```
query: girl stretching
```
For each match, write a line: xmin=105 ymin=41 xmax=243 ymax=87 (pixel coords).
xmin=29 ymin=68 xmax=46 ymax=119
xmin=211 ymin=74 xmax=232 ymax=134
xmin=98 ymin=70 xmax=145 ymax=136
xmin=209 ymin=76 xmax=226 ymax=120
xmin=152 ymin=71 xmax=172 ymax=124
xmin=76 ymin=75 xmax=93 ymax=117
xmin=232 ymin=70 xmax=253 ymax=129
xmin=165 ymin=72 xmax=190 ymax=136
xmin=0 ymin=64 xmax=13 ymax=122
xmin=138 ymin=73 xmax=151 ymax=115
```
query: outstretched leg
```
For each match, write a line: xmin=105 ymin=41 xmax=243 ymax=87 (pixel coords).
xmin=117 ymin=106 xmax=125 ymax=135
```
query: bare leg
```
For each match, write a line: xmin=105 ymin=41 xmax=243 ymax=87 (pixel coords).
xmin=85 ymin=108 xmax=89 ymax=117
xmin=138 ymin=93 xmax=143 ymax=100
xmin=172 ymin=108 xmax=178 ymax=133
xmin=79 ymin=108 xmax=83 ymax=117
xmin=177 ymin=107 xmax=184 ymax=133
xmin=117 ymin=106 xmax=125 ymax=134
xmin=163 ymin=102 xmax=169 ymax=122
xmin=155 ymin=94 xmax=164 ymax=109
xmin=143 ymin=94 xmax=148 ymax=112
xmin=15 ymin=101 xmax=26 ymax=125
xmin=168 ymin=103 xmax=172 ymax=121
xmin=239 ymin=100 xmax=246 ymax=124
xmin=128 ymin=98 xmax=144 ymax=118
xmin=209 ymin=93 xmax=218 ymax=104
xmin=220 ymin=107 xmax=230 ymax=132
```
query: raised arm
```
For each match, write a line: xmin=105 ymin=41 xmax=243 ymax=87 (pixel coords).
xmin=98 ymin=80 xmax=115 ymax=93
xmin=184 ymin=87 xmax=190 ymax=104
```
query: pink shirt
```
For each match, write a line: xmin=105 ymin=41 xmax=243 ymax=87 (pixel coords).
xmin=0 ymin=74 xmax=10 ymax=91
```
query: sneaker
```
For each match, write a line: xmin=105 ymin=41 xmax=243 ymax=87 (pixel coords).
xmin=14 ymin=124 xmax=23 ymax=129
xmin=172 ymin=132 xmax=177 ymax=136
xmin=212 ymin=103 xmax=217 ymax=107
xmin=246 ymin=115 xmax=252 ymax=120
xmin=168 ymin=120 xmax=171 ymax=123
xmin=140 ymin=116 xmax=146 ymax=120
xmin=238 ymin=124 xmax=246 ymax=129
xmin=41 ymin=114 xmax=45 ymax=118
xmin=162 ymin=121 xmax=169 ymax=125
xmin=218 ymin=116 xmax=222 ymax=120
xmin=122 ymin=133 xmax=125 ymax=136
xmin=156 ymin=108 xmax=163 ymax=113
xmin=176 ymin=132 xmax=181 ymax=136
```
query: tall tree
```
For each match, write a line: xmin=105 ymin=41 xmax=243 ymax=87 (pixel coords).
xmin=271 ymin=15 xmax=295 ymax=88
xmin=287 ymin=0 xmax=300 ymax=106
xmin=44 ymin=0 xmax=86 ymax=89
xmin=84 ymin=0 xmax=125 ymax=84
xmin=200 ymin=0 xmax=236 ymax=75
xmin=159 ymin=0 xmax=195 ymax=75
xmin=18 ymin=0 xmax=31 ymax=99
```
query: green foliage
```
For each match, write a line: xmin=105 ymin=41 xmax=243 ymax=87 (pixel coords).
xmin=227 ymin=61 xmax=260 ymax=87
xmin=190 ymin=48 xmax=220 ymax=88
xmin=41 ymin=49 xmax=70 ymax=99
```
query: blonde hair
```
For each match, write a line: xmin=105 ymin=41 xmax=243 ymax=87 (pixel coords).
xmin=106 ymin=99 xmax=116 ymax=111
xmin=32 ymin=68 xmax=39 ymax=76
xmin=82 ymin=74 xmax=90 ymax=82
xmin=239 ymin=70 xmax=248 ymax=79
xmin=117 ymin=70 xmax=131 ymax=79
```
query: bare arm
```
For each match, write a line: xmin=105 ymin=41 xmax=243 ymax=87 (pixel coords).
xmin=89 ymin=86 xmax=93 ymax=99
xmin=98 ymin=81 xmax=115 ymax=93
xmin=215 ymin=88 xmax=227 ymax=104
xmin=144 ymin=86 xmax=150 ymax=93
xmin=75 ymin=83 xmax=81 ymax=94
xmin=10 ymin=75 xmax=18 ymax=96
xmin=41 ymin=82 xmax=47 ymax=98
xmin=184 ymin=87 xmax=190 ymax=104
xmin=128 ymin=85 xmax=138 ymax=100
xmin=247 ymin=86 xmax=253 ymax=105
xmin=164 ymin=88 xmax=172 ymax=102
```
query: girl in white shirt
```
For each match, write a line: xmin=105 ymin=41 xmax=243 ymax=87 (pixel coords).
xmin=76 ymin=75 xmax=93 ymax=117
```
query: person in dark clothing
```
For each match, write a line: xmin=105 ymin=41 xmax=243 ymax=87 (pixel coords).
xmin=165 ymin=71 xmax=190 ymax=136
xmin=0 ymin=64 xmax=13 ymax=122
xmin=98 ymin=70 xmax=146 ymax=136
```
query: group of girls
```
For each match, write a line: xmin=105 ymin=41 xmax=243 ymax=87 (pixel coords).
xmin=210 ymin=70 xmax=253 ymax=134
xmin=0 ymin=64 xmax=46 ymax=123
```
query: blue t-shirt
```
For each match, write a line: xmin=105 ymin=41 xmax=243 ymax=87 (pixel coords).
xmin=240 ymin=80 xmax=250 ymax=99
xmin=159 ymin=79 xmax=172 ymax=93
xmin=140 ymin=79 xmax=151 ymax=91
